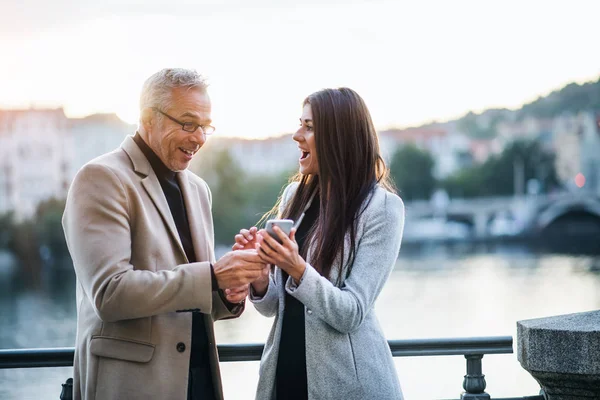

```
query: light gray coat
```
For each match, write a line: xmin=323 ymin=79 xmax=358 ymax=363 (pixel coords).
xmin=250 ymin=183 xmax=405 ymax=400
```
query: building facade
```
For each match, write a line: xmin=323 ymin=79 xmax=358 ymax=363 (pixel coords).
xmin=0 ymin=109 xmax=133 ymax=220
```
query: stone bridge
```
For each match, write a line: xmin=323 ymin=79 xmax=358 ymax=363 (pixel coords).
xmin=403 ymin=191 xmax=600 ymax=239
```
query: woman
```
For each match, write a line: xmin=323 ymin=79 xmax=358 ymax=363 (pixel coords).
xmin=233 ymin=88 xmax=405 ymax=400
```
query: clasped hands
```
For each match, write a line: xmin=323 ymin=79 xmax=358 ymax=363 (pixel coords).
xmin=227 ymin=225 xmax=307 ymax=299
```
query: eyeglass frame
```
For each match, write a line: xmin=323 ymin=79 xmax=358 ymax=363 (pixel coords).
xmin=151 ymin=107 xmax=215 ymax=135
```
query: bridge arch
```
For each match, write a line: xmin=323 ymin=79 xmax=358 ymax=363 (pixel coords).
xmin=535 ymin=196 xmax=600 ymax=233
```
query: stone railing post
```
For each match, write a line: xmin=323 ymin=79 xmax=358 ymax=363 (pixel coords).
xmin=461 ymin=354 xmax=491 ymax=400
xmin=518 ymin=310 xmax=600 ymax=399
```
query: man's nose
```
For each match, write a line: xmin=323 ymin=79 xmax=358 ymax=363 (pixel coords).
xmin=190 ymin=129 xmax=207 ymax=146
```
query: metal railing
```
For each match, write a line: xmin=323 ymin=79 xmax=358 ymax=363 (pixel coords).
xmin=0 ymin=336 xmax=544 ymax=400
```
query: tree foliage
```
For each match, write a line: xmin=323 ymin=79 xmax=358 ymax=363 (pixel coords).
xmin=441 ymin=140 xmax=560 ymax=198
xmin=389 ymin=144 xmax=436 ymax=201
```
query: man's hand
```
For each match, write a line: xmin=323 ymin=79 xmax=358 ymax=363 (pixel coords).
xmin=213 ymin=249 xmax=267 ymax=289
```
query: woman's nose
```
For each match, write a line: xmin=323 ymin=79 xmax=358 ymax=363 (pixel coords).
xmin=293 ymin=129 xmax=304 ymax=142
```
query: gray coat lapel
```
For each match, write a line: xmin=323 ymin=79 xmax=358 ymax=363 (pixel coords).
xmin=121 ymin=136 xmax=187 ymax=262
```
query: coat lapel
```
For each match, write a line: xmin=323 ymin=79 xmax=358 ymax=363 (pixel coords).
xmin=121 ymin=136 xmax=187 ymax=262
xmin=178 ymin=171 xmax=210 ymax=263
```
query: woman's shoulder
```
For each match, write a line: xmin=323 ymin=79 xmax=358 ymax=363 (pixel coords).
xmin=281 ymin=181 xmax=300 ymax=204
xmin=363 ymin=186 xmax=405 ymax=220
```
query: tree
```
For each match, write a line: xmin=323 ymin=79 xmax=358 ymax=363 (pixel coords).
xmin=193 ymin=149 xmax=248 ymax=246
xmin=190 ymin=148 xmax=295 ymax=246
xmin=441 ymin=139 xmax=560 ymax=198
xmin=34 ymin=198 xmax=69 ymax=262
xmin=0 ymin=212 xmax=15 ymax=250
xmin=389 ymin=145 xmax=436 ymax=201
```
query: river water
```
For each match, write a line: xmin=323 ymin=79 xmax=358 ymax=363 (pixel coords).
xmin=1 ymin=244 xmax=599 ymax=399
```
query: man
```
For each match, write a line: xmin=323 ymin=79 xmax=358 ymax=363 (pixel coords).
xmin=62 ymin=68 xmax=266 ymax=399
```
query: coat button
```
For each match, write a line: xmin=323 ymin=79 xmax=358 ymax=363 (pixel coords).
xmin=306 ymin=309 xmax=313 ymax=315
xmin=176 ymin=342 xmax=186 ymax=353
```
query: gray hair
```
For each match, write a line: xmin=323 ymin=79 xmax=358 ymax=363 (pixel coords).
xmin=139 ymin=68 xmax=209 ymax=120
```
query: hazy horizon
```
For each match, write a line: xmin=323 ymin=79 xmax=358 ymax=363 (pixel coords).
xmin=2 ymin=0 xmax=599 ymax=138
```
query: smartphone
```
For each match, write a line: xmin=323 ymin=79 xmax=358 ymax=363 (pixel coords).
xmin=265 ymin=219 xmax=294 ymax=244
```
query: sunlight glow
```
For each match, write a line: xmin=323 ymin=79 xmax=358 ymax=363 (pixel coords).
xmin=1 ymin=1 xmax=599 ymax=138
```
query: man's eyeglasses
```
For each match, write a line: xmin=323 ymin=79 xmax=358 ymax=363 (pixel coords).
xmin=152 ymin=108 xmax=216 ymax=135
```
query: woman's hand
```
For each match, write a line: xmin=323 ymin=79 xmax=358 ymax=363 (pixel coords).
xmin=257 ymin=226 xmax=306 ymax=284
xmin=232 ymin=227 xmax=258 ymax=251
xmin=224 ymin=284 xmax=249 ymax=304
xmin=250 ymin=264 xmax=271 ymax=297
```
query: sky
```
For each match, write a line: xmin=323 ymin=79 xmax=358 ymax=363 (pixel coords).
xmin=1 ymin=0 xmax=599 ymax=139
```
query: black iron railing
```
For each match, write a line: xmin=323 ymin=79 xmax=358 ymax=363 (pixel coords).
xmin=0 ymin=336 xmax=544 ymax=400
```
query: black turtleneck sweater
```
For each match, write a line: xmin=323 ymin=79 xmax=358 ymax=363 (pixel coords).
xmin=133 ymin=133 xmax=215 ymax=400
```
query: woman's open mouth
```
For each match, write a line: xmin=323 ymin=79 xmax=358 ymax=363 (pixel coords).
xmin=300 ymin=151 xmax=310 ymax=161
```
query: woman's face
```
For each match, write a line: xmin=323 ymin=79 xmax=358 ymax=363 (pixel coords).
xmin=293 ymin=104 xmax=318 ymax=175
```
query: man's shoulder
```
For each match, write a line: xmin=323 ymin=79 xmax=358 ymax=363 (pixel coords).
xmin=183 ymin=169 xmax=210 ymax=192
xmin=74 ymin=148 xmax=132 ymax=182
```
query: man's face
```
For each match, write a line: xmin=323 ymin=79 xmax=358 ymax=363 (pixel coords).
xmin=147 ymin=87 xmax=212 ymax=171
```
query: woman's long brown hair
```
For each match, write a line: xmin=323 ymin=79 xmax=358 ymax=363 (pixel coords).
xmin=270 ymin=88 xmax=395 ymax=284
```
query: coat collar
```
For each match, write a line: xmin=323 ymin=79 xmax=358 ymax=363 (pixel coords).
xmin=120 ymin=135 xmax=195 ymax=262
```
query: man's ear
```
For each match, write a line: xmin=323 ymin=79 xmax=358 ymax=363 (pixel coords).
xmin=140 ymin=108 xmax=154 ymax=133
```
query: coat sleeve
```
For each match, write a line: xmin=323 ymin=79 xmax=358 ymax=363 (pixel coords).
xmin=197 ymin=179 xmax=246 ymax=321
xmin=285 ymin=191 xmax=405 ymax=334
xmin=212 ymin=290 xmax=245 ymax=320
xmin=248 ymin=271 xmax=279 ymax=317
xmin=63 ymin=162 xmax=214 ymax=322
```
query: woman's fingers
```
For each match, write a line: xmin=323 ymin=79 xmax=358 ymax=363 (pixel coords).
xmin=240 ymin=228 xmax=255 ymax=242
xmin=270 ymin=225 xmax=289 ymax=244
xmin=225 ymin=285 xmax=249 ymax=303
xmin=261 ymin=265 xmax=270 ymax=277
xmin=233 ymin=227 xmax=260 ymax=251
xmin=225 ymin=291 xmax=246 ymax=303
xmin=256 ymin=241 xmax=277 ymax=265
xmin=276 ymin=226 xmax=297 ymax=249
xmin=235 ymin=233 xmax=248 ymax=245
xmin=258 ymin=229 xmax=285 ymax=253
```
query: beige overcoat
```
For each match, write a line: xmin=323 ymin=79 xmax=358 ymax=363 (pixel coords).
xmin=62 ymin=135 xmax=241 ymax=400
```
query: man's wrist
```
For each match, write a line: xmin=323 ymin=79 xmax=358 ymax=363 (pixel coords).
xmin=210 ymin=263 xmax=218 ymax=291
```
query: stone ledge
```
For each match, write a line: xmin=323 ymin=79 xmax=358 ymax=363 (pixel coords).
xmin=518 ymin=310 xmax=600 ymax=400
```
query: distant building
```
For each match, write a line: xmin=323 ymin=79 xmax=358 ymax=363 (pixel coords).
xmin=380 ymin=123 xmax=472 ymax=179
xmin=0 ymin=109 xmax=71 ymax=219
xmin=553 ymin=113 xmax=582 ymax=187
xmin=198 ymin=134 xmax=298 ymax=177
xmin=577 ymin=112 xmax=600 ymax=193
xmin=496 ymin=116 xmax=555 ymax=147
xmin=0 ymin=108 xmax=134 ymax=220
xmin=469 ymin=138 xmax=502 ymax=164
xmin=69 ymin=113 xmax=135 ymax=175
xmin=552 ymin=111 xmax=600 ymax=193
